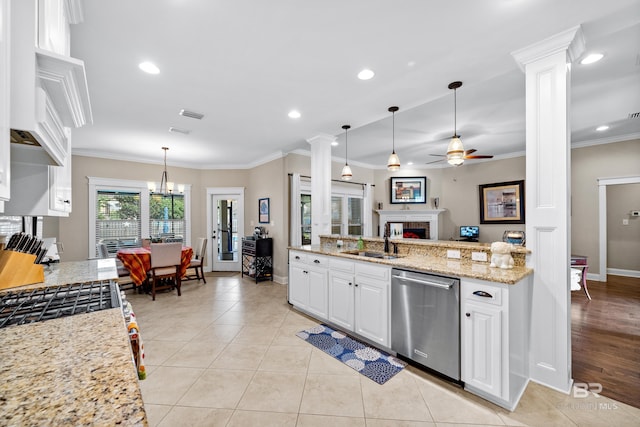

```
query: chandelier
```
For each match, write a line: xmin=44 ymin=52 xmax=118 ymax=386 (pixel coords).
xmin=148 ymin=147 xmax=175 ymax=194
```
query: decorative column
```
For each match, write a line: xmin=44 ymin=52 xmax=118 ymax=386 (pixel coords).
xmin=512 ymin=26 xmax=584 ymax=393
xmin=307 ymin=134 xmax=335 ymax=245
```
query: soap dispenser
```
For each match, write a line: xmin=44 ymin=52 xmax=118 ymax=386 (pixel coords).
xmin=357 ymin=236 xmax=364 ymax=250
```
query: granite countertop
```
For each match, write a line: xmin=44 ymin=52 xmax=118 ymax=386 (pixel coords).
xmin=0 ymin=259 xmax=148 ymax=426
xmin=291 ymin=245 xmax=533 ymax=285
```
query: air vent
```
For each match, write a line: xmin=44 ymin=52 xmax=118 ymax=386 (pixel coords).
xmin=169 ymin=127 xmax=191 ymax=135
xmin=10 ymin=129 xmax=41 ymax=146
xmin=179 ymin=109 xmax=204 ymax=120
xmin=628 ymin=112 xmax=640 ymax=119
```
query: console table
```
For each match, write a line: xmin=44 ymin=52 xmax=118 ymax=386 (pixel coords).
xmin=242 ymin=238 xmax=273 ymax=283
xmin=570 ymin=255 xmax=591 ymax=300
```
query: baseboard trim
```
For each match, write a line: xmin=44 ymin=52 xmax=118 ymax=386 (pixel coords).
xmin=606 ymin=268 xmax=640 ymax=278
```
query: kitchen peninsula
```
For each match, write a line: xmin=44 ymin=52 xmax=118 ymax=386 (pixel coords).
xmin=0 ymin=259 xmax=147 ymax=426
xmin=288 ymin=236 xmax=533 ymax=411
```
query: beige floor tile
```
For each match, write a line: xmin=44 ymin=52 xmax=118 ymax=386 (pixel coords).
xmin=232 ymin=324 xmax=279 ymax=345
xmin=299 ymin=373 xmax=364 ymax=417
xmin=307 ymin=348 xmax=359 ymax=376
xmin=226 ymin=410 xmax=298 ymax=427
xmin=156 ymin=406 xmax=233 ymax=427
xmin=192 ymin=323 xmax=244 ymax=343
xmin=258 ymin=345 xmax=312 ymax=373
xmin=177 ymin=368 xmax=254 ymax=408
xmin=237 ymin=371 xmax=306 ymax=413
xmin=209 ymin=343 xmax=268 ymax=370
xmin=139 ymin=366 xmax=204 ymax=405
xmin=271 ymin=324 xmax=315 ymax=347
xmin=142 ymin=339 xmax=187 ymax=366
xmin=367 ymin=420 xmax=435 ymax=427
xmin=362 ymin=371 xmax=432 ymax=421
xmin=416 ymin=379 xmax=505 ymax=425
xmin=297 ymin=413 xmax=367 ymax=426
xmin=142 ymin=404 xmax=171 ymax=427
xmin=162 ymin=339 xmax=227 ymax=368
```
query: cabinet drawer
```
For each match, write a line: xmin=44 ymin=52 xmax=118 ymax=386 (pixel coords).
xmin=308 ymin=254 xmax=328 ymax=267
xmin=329 ymin=257 xmax=355 ymax=273
xmin=289 ymin=251 xmax=307 ymax=264
xmin=355 ymin=262 xmax=389 ymax=281
xmin=463 ymin=281 xmax=503 ymax=306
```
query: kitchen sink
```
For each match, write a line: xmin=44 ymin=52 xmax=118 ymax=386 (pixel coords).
xmin=342 ymin=250 xmax=401 ymax=260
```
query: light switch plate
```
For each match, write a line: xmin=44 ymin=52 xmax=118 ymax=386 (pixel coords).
xmin=623 ymin=219 xmax=629 ymax=225
xmin=447 ymin=249 xmax=461 ymax=259
xmin=472 ymin=251 xmax=488 ymax=262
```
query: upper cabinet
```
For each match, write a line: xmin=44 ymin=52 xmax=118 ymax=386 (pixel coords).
xmin=10 ymin=0 xmax=92 ymax=167
xmin=0 ymin=0 xmax=10 ymax=206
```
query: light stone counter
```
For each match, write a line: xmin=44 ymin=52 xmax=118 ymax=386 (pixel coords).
xmin=0 ymin=259 xmax=148 ymax=426
xmin=292 ymin=243 xmax=532 ymax=285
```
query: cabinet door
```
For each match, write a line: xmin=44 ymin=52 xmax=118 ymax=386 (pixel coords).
xmin=355 ymin=277 xmax=389 ymax=346
xmin=49 ymin=159 xmax=71 ymax=213
xmin=328 ymin=271 xmax=355 ymax=331
xmin=289 ymin=263 xmax=309 ymax=308
xmin=306 ymin=266 xmax=328 ymax=319
xmin=462 ymin=301 xmax=503 ymax=397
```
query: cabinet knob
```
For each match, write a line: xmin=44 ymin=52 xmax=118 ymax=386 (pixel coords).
xmin=354 ymin=283 xmax=358 ymax=287
xmin=63 ymin=200 xmax=70 ymax=204
xmin=313 ymin=259 xmax=320 ymax=264
xmin=295 ymin=256 xmax=300 ymax=260
xmin=466 ymin=313 xmax=471 ymax=317
xmin=349 ymin=282 xmax=352 ymax=286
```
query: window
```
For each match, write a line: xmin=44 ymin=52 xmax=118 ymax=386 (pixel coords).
xmin=88 ymin=177 xmax=191 ymax=259
xmin=301 ymin=194 xmax=311 ymax=245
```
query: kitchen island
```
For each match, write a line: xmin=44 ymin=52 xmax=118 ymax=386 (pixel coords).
xmin=0 ymin=259 xmax=147 ymax=426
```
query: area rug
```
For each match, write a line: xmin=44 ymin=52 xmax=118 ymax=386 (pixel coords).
xmin=296 ymin=324 xmax=406 ymax=385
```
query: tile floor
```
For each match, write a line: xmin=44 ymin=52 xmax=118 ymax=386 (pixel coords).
xmin=126 ymin=273 xmax=640 ymax=427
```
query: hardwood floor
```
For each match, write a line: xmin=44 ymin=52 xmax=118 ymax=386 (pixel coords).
xmin=571 ymin=275 xmax=640 ymax=408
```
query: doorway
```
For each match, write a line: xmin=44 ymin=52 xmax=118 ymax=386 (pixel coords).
xmin=206 ymin=187 xmax=244 ymax=272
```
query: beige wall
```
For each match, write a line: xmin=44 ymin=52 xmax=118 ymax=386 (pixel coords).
xmin=571 ymin=139 xmax=640 ymax=275
xmin=606 ymin=183 xmax=640 ymax=271
xmin=52 ymin=139 xmax=639 ymax=278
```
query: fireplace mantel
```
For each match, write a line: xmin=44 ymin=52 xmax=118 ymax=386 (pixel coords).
xmin=376 ymin=209 xmax=445 ymax=240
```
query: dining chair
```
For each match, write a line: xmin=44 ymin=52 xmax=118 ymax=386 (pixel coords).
xmin=149 ymin=242 xmax=183 ymax=300
xmin=97 ymin=243 xmax=135 ymax=290
xmin=185 ymin=237 xmax=207 ymax=283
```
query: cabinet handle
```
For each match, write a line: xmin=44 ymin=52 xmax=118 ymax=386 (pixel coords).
xmin=466 ymin=312 xmax=471 ymax=317
xmin=349 ymin=282 xmax=352 ymax=286
xmin=354 ymin=283 xmax=358 ymax=287
xmin=313 ymin=259 xmax=320 ymax=264
xmin=295 ymin=256 xmax=300 ymax=260
xmin=63 ymin=200 xmax=70 ymax=204
xmin=473 ymin=290 xmax=493 ymax=298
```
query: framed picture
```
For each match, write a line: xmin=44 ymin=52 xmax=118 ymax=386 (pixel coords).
xmin=390 ymin=176 xmax=427 ymax=204
xmin=479 ymin=180 xmax=525 ymax=224
xmin=258 ymin=197 xmax=270 ymax=224
xmin=389 ymin=223 xmax=404 ymax=240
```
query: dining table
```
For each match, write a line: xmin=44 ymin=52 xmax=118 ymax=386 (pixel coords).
xmin=116 ymin=246 xmax=193 ymax=287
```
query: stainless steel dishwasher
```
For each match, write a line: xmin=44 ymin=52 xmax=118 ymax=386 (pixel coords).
xmin=391 ymin=268 xmax=460 ymax=381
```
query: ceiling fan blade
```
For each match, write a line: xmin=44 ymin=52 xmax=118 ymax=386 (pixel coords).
xmin=465 ymin=155 xmax=494 ymax=159
xmin=464 ymin=148 xmax=477 ymax=155
xmin=429 ymin=154 xmax=446 ymax=157
xmin=425 ymin=158 xmax=444 ymax=164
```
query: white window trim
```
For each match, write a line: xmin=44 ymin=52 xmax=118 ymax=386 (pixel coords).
xmin=87 ymin=176 xmax=191 ymax=259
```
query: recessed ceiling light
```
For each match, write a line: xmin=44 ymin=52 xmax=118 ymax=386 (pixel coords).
xmin=331 ymin=141 xmax=339 ymax=146
xmin=596 ymin=125 xmax=609 ymax=131
xmin=407 ymin=161 xmax=414 ymax=166
xmin=580 ymin=53 xmax=604 ymax=65
xmin=357 ymin=69 xmax=375 ymax=80
xmin=139 ymin=61 xmax=160 ymax=74
xmin=288 ymin=110 xmax=301 ymax=119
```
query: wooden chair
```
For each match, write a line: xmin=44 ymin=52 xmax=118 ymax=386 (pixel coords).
xmin=97 ymin=243 xmax=135 ymax=291
xmin=185 ymin=237 xmax=207 ymax=283
xmin=149 ymin=242 xmax=182 ymax=300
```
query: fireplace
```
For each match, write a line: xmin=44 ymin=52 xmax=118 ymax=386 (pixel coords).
xmin=377 ymin=209 xmax=443 ymax=240
xmin=384 ymin=222 xmax=430 ymax=239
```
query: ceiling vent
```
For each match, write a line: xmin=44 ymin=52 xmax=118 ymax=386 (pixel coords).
xmin=628 ymin=112 xmax=640 ymax=119
xmin=169 ymin=127 xmax=191 ymax=135
xmin=179 ymin=109 xmax=204 ymax=120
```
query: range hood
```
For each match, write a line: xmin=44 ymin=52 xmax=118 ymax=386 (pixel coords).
xmin=10 ymin=0 xmax=93 ymax=167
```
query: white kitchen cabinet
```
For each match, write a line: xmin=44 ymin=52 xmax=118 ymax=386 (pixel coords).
xmin=461 ymin=277 xmax=530 ymax=411
xmin=328 ymin=258 xmax=356 ymax=331
xmin=2 ymin=144 xmax=72 ymax=216
xmin=288 ymin=251 xmax=328 ymax=319
xmin=354 ymin=262 xmax=390 ymax=347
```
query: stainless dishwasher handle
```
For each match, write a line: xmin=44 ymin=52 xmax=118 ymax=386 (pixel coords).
xmin=392 ymin=274 xmax=454 ymax=289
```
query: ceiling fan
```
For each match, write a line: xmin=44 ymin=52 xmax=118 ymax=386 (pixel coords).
xmin=427 ymin=81 xmax=494 ymax=166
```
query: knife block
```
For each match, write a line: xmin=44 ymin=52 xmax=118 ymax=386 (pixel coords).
xmin=0 ymin=250 xmax=45 ymax=290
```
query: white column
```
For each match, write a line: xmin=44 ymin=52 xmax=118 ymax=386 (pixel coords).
xmin=512 ymin=26 xmax=584 ymax=394
xmin=307 ymin=134 xmax=335 ymax=245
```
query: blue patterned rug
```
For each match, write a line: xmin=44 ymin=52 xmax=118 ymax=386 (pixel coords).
xmin=296 ymin=324 xmax=406 ymax=385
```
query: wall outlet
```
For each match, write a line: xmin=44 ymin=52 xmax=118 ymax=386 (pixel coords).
xmin=472 ymin=251 xmax=488 ymax=262
xmin=622 ymin=218 xmax=629 ymax=225
xmin=447 ymin=249 xmax=461 ymax=259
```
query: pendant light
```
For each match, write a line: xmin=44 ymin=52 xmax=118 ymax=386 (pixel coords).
xmin=341 ymin=124 xmax=353 ymax=181
xmin=446 ymin=81 xmax=465 ymax=166
xmin=387 ymin=106 xmax=400 ymax=171
xmin=148 ymin=147 xmax=174 ymax=194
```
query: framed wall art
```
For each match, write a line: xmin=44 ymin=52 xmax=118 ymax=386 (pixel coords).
xmin=478 ymin=180 xmax=525 ymax=224
xmin=390 ymin=177 xmax=427 ymax=204
xmin=258 ymin=197 xmax=270 ymax=224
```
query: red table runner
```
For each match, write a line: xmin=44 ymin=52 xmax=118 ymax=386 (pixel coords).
xmin=117 ymin=246 xmax=193 ymax=286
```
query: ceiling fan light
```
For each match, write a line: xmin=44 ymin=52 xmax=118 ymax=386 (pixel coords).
xmin=387 ymin=152 xmax=401 ymax=171
xmin=341 ymin=164 xmax=353 ymax=180
xmin=447 ymin=136 xmax=465 ymax=166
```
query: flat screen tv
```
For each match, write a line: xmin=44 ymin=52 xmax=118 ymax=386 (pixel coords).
xmin=460 ymin=226 xmax=479 ymax=241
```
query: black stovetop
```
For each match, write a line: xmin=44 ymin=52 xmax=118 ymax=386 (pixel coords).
xmin=0 ymin=281 xmax=120 ymax=328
